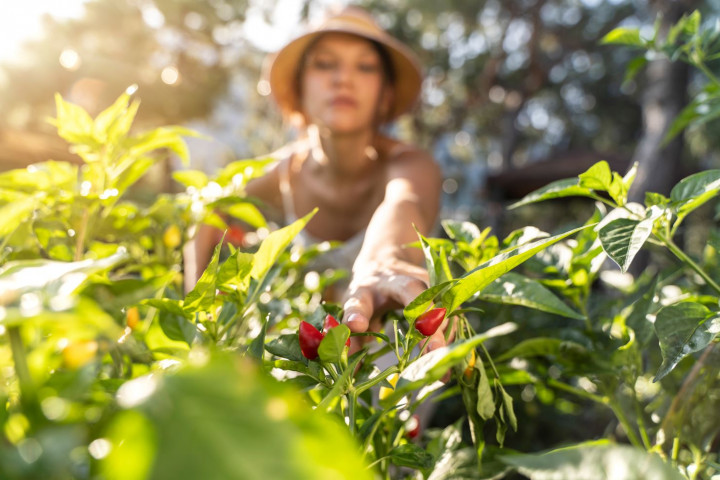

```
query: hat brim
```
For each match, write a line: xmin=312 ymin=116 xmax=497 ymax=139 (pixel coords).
xmin=267 ymin=25 xmax=422 ymax=121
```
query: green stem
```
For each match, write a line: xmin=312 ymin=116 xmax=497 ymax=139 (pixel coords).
xmin=74 ymin=208 xmax=90 ymax=261
xmin=609 ymin=399 xmax=643 ymax=449
xmin=354 ymin=366 xmax=400 ymax=395
xmin=547 ymin=378 xmax=609 ymax=405
xmin=659 ymin=234 xmax=720 ymax=295
xmin=633 ymin=393 xmax=652 ymax=450
xmin=347 ymin=392 xmax=357 ymax=435
xmin=8 ymin=326 xmax=39 ymax=420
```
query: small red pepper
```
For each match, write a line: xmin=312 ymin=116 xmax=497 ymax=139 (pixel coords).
xmin=299 ymin=321 xmax=324 ymax=360
xmin=323 ymin=314 xmax=351 ymax=347
xmin=414 ymin=307 xmax=447 ymax=337
xmin=405 ymin=414 xmax=421 ymax=439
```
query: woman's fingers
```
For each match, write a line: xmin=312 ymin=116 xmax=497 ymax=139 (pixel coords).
xmin=342 ymin=285 xmax=373 ymax=333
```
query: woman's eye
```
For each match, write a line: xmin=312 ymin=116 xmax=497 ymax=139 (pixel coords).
xmin=311 ymin=59 xmax=336 ymax=70
xmin=358 ymin=63 xmax=380 ymax=73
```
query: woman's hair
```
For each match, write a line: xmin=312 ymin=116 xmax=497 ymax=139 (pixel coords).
xmin=290 ymin=34 xmax=396 ymax=124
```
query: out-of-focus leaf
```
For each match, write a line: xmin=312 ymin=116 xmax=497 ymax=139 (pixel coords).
xmin=172 ymin=170 xmax=209 ymax=189
xmin=501 ymin=441 xmax=685 ymax=480
xmin=654 ymin=302 xmax=720 ymax=382
xmin=387 ymin=443 xmax=434 ymax=469
xmin=227 ymin=202 xmax=266 ymax=228
xmin=103 ymin=355 xmax=373 ymax=480
xmin=0 ymin=195 xmax=38 ymax=238
xmin=509 ymin=178 xmax=594 ymax=209
xmin=251 ymin=209 xmax=316 ymax=282
xmin=265 ymin=334 xmax=305 ymax=363
xmin=601 ymin=27 xmax=646 ymax=46
xmin=183 ymin=239 xmax=222 ymax=313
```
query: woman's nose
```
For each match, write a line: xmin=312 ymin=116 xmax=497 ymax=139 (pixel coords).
xmin=332 ymin=64 xmax=353 ymax=84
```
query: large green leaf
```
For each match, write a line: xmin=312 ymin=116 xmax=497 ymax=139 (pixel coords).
xmin=250 ymin=209 xmax=316 ymax=282
xmin=669 ymin=169 xmax=720 ymax=222
xmin=442 ymin=226 xmax=589 ymax=314
xmin=479 ymin=272 xmax=584 ymax=320
xmin=183 ymin=239 xmax=223 ymax=313
xmin=654 ymin=302 xmax=720 ymax=382
xmin=383 ymin=323 xmax=517 ymax=405
xmin=509 ymin=178 xmax=594 ymax=209
xmin=501 ymin=442 xmax=684 ymax=480
xmin=103 ymin=354 xmax=373 ymax=480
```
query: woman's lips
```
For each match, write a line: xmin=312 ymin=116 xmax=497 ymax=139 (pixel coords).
xmin=330 ymin=96 xmax=357 ymax=107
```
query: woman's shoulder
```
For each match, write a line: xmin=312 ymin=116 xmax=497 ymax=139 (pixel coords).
xmin=378 ymin=135 xmax=437 ymax=173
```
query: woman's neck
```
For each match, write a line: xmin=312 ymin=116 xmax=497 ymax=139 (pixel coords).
xmin=306 ymin=124 xmax=379 ymax=178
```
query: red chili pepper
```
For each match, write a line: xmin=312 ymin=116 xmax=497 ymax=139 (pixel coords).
xmin=299 ymin=321 xmax=324 ymax=360
xmin=405 ymin=414 xmax=421 ymax=439
xmin=414 ymin=307 xmax=447 ymax=337
xmin=323 ymin=314 xmax=351 ymax=347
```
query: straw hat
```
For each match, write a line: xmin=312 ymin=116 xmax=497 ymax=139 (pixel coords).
xmin=265 ymin=6 xmax=423 ymax=121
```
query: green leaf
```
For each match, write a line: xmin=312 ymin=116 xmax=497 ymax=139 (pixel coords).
xmin=578 ymin=160 xmax=612 ymax=192
xmin=250 ymin=209 xmax=316 ymax=282
xmin=509 ymin=178 xmax=594 ymax=209
xmin=496 ymin=338 xmax=563 ymax=362
xmin=183 ymin=239 xmax=222 ymax=313
xmin=227 ymin=202 xmax=267 ymax=229
xmin=216 ymin=251 xmax=254 ymax=292
xmin=670 ymin=169 xmax=720 ymax=222
xmin=598 ymin=214 xmax=657 ymax=273
xmin=104 ymin=354 xmax=373 ymax=480
xmin=654 ymin=302 xmax=720 ymax=382
xmin=214 ymin=157 xmax=275 ymax=186
xmin=172 ymin=170 xmax=209 ymax=189
xmin=384 ymin=323 xmax=517 ymax=405
xmin=623 ymin=56 xmax=648 ymax=86
xmin=318 ymin=324 xmax=350 ymax=363
xmin=601 ymin=27 xmax=646 ymax=47
xmin=442 ymin=225 xmax=590 ymax=314
xmin=158 ymin=311 xmax=196 ymax=346
xmin=501 ymin=442 xmax=685 ymax=480
xmin=317 ymin=353 xmax=366 ymax=412
xmin=265 ymin=334 xmax=305 ymax=363
xmin=441 ymin=220 xmax=482 ymax=243
xmin=625 ymin=278 xmax=658 ymax=347
xmin=142 ymin=299 xmax=192 ymax=319
xmin=50 ymin=93 xmax=95 ymax=147
xmin=0 ymin=195 xmax=38 ymax=238
xmin=248 ymin=316 xmax=268 ymax=360
xmin=476 ymin=358 xmax=495 ymax=420
xmin=403 ymin=281 xmax=456 ymax=323
xmin=479 ymin=272 xmax=585 ymax=320
xmin=498 ymin=383 xmax=517 ymax=432
xmin=387 ymin=443 xmax=434 ymax=469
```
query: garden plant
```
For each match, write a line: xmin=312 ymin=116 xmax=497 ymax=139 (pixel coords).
xmin=0 ymin=10 xmax=719 ymax=480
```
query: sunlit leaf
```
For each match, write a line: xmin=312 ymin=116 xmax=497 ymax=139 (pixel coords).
xmin=508 ymin=178 xmax=594 ymax=209
xmin=601 ymin=27 xmax=646 ymax=47
xmin=227 ymin=202 xmax=267 ymax=229
xmin=0 ymin=195 xmax=39 ymax=238
xmin=597 ymin=209 xmax=659 ymax=273
xmin=578 ymin=160 xmax=613 ymax=192
xmin=442 ymin=226 xmax=589 ymax=314
xmin=183 ymin=239 xmax=222 ymax=313
xmin=250 ymin=209 xmax=316 ymax=282
xmin=654 ymin=302 xmax=720 ymax=382
xmin=670 ymin=169 xmax=720 ymax=222
xmin=172 ymin=170 xmax=209 ymax=189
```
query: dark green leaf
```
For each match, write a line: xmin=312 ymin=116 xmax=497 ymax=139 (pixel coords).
xmin=654 ymin=302 xmax=720 ymax=381
xmin=265 ymin=334 xmax=305 ymax=363
xmin=248 ymin=316 xmax=268 ymax=360
xmin=158 ymin=311 xmax=196 ymax=345
xmin=388 ymin=443 xmax=434 ymax=469
xmin=496 ymin=338 xmax=563 ymax=362
xmin=598 ymin=216 xmax=655 ymax=273
xmin=670 ymin=169 xmax=720 ymax=221
xmin=479 ymin=272 xmax=584 ymax=320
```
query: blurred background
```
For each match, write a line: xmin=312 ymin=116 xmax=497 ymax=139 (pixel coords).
xmin=2 ymin=0 xmax=719 ymax=235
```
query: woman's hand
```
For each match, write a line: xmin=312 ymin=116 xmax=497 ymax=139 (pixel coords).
xmin=341 ymin=256 xmax=449 ymax=355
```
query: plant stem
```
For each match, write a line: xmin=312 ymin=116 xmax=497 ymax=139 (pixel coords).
xmin=633 ymin=393 xmax=652 ymax=450
xmin=659 ymin=234 xmax=720 ymax=295
xmin=8 ymin=326 xmax=39 ymax=420
xmin=74 ymin=208 xmax=90 ymax=260
xmin=609 ymin=399 xmax=643 ymax=448
xmin=348 ymin=392 xmax=357 ymax=435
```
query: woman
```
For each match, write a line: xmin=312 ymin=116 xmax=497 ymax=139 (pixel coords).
xmin=188 ymin=7 xmax=446 ymax=352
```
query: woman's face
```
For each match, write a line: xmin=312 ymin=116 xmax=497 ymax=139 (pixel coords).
xmin=299 ymin=33 xmax=391 ymax=134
